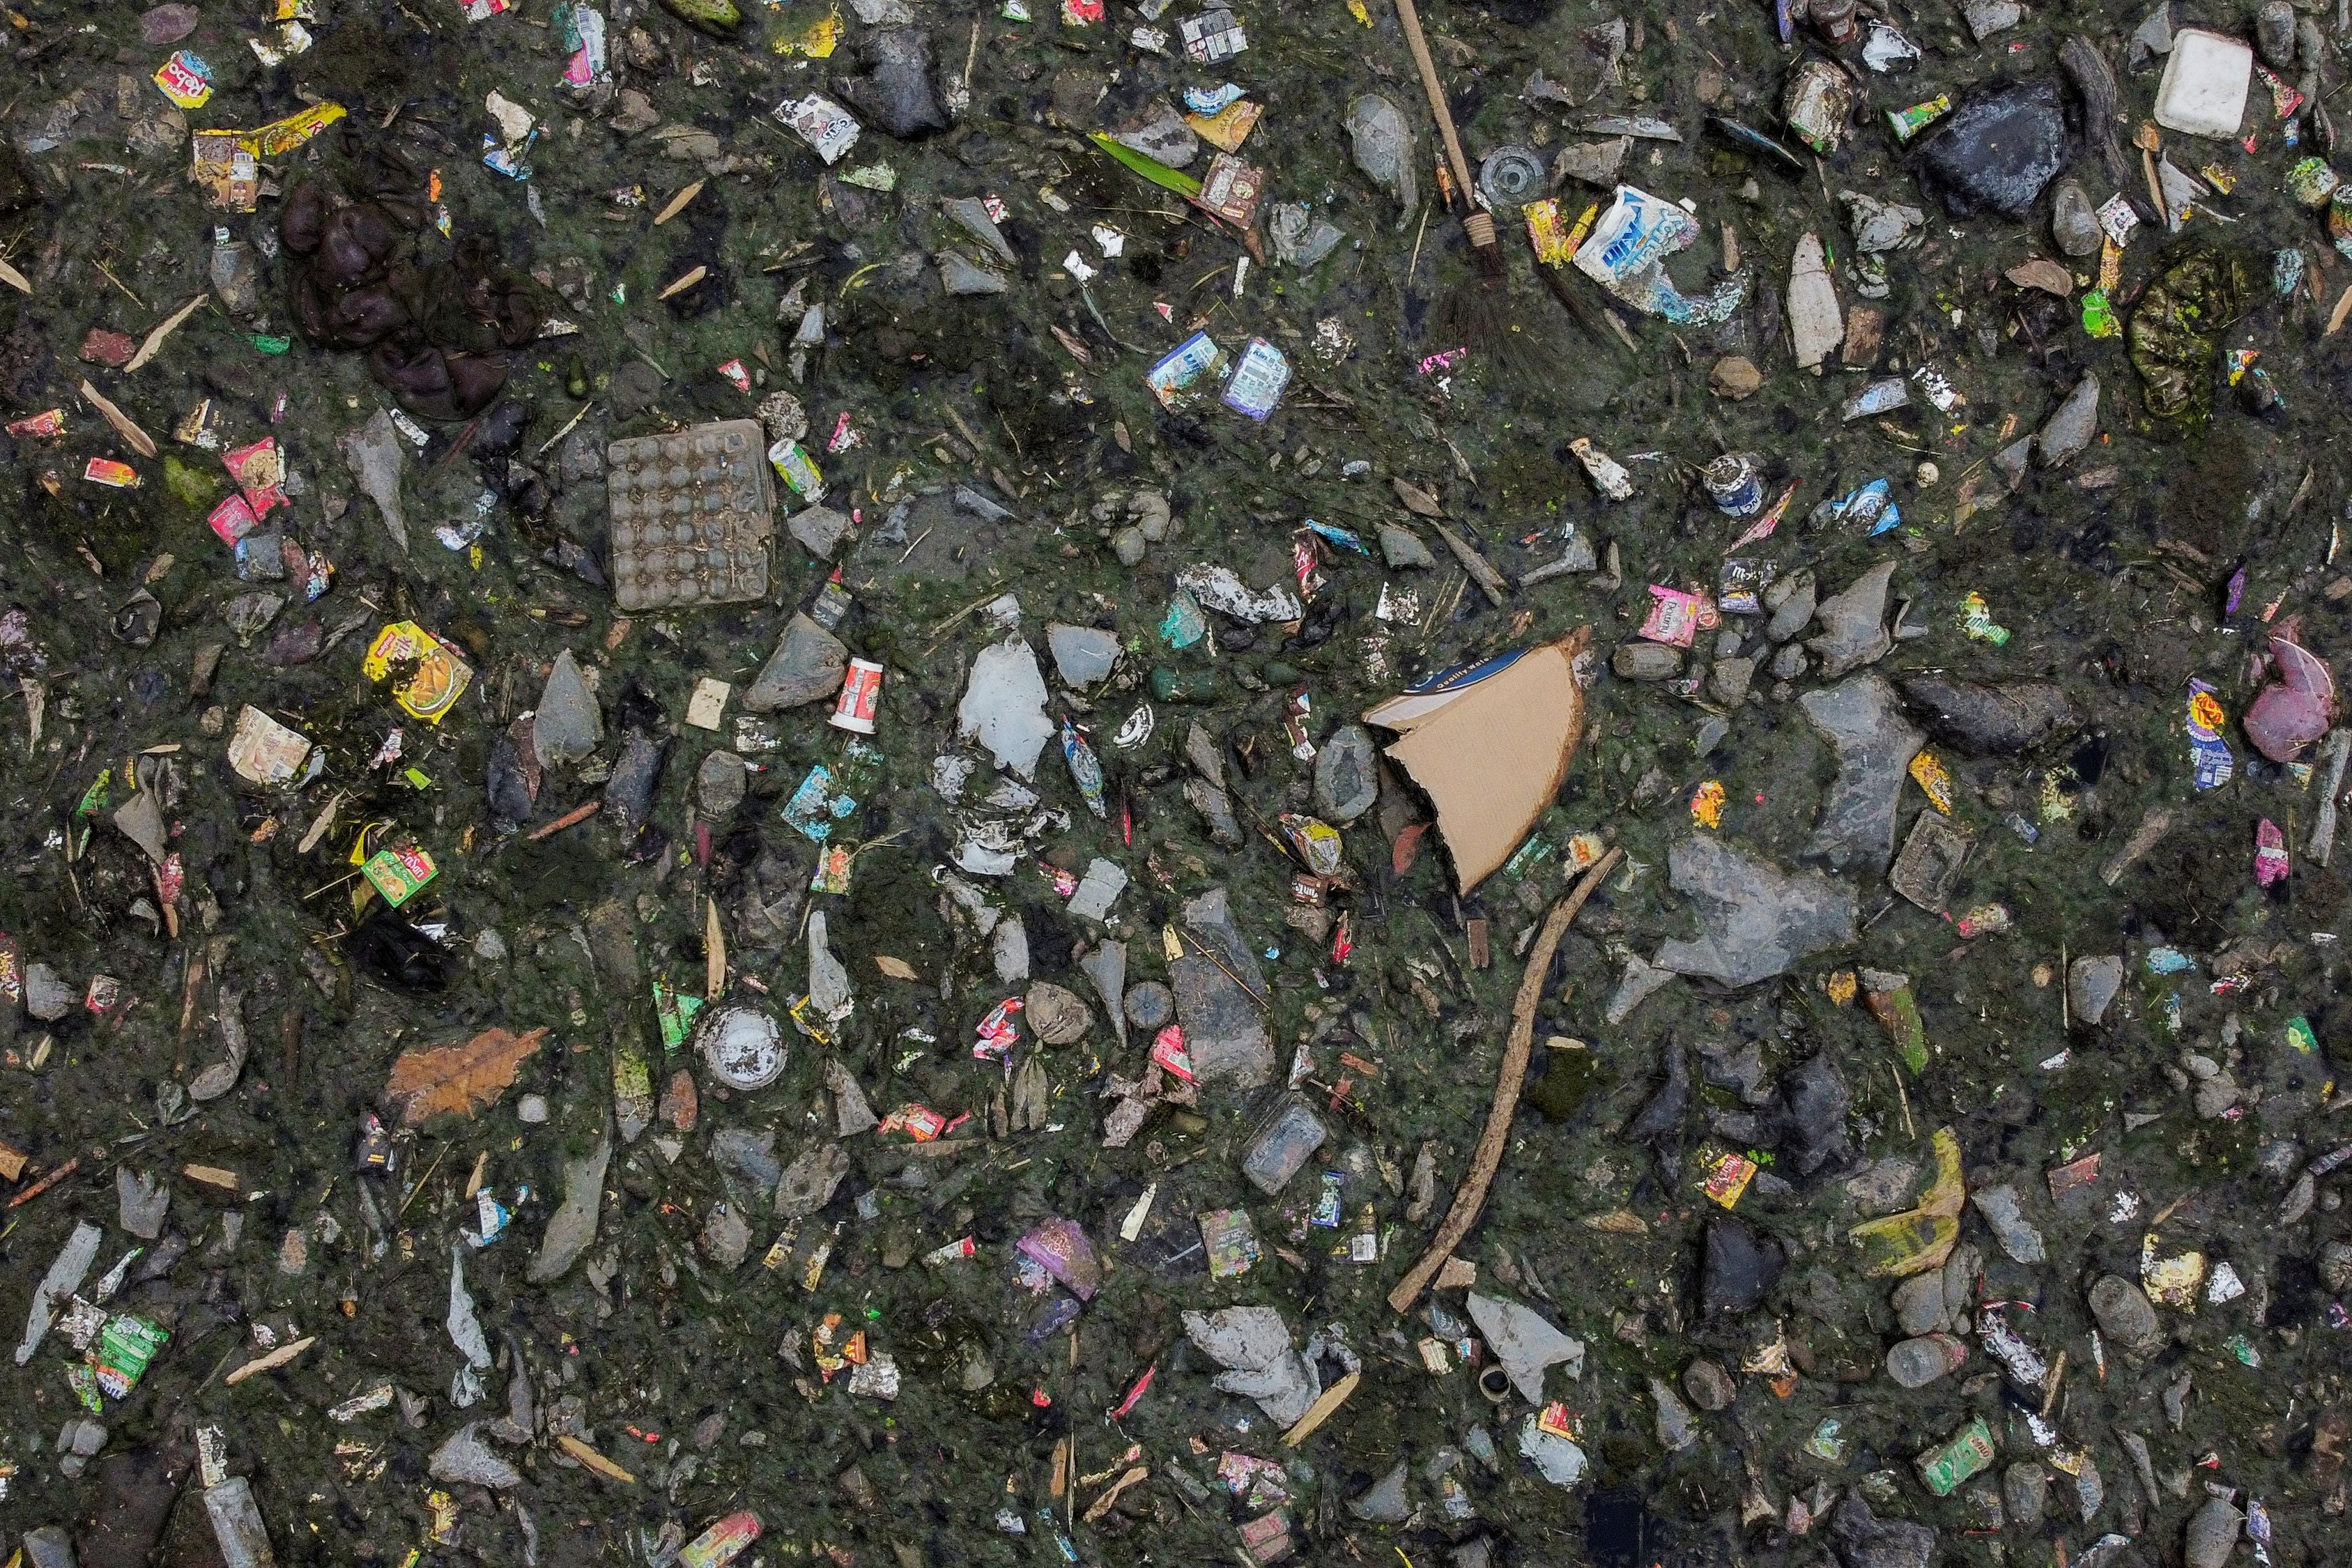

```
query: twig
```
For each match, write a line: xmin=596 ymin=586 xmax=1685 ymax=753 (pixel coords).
xmin=1388 ymin=848 xmax=1622 ymax=1313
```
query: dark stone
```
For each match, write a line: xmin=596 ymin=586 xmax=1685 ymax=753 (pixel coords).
xmin=847 ymin=26 xmax=949 ymax=139
xmin=1916 ymin=81 xmax=2066 ymax=217
xmin=1626 ymin=1040 xmax=1689 ymax=1145
xmin=1898 ymin=675 xmax=2077 ymax=755
xmin=1775 ymin=1054 xmax=1852 ymax=1175
xmin=1700 ymin=1217 xmax=1784 ymax=1316
xmin=77 ymin=1449 xmax=183 ymax=1568
xmin=1829 ymin=1496 xmax=1936 ymax=1568
xmin=606 ymin=730 xmax=670 ymax=840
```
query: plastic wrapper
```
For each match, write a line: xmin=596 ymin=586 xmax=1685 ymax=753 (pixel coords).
xmin=1573 ymin=185 xmax=1750 ymax=324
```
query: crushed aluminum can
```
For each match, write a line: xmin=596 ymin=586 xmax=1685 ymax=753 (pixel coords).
xmin=1702 ymin=454 xmax=1765 ymax=517
xmin=1784 ymin=59 xmax=1856 ymax=153
xmin=829 ymin=657 xmax=883 ymax=735
xmin=1914 ymin=1415 xmax=1995 ymax=1496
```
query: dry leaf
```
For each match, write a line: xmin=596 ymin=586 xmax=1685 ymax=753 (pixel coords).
xmin=225 ymin=1335 xmax=316 ymax=1385
xmin=657 ymin=265 xmax=707 ymax=300
xmin=1392 ymin=476 xmax=1445 ymax=517
xmin=1582 ymin=1208 xmax=1649 ymax=1234
xmin=0 ymin=255 xmax=29 ymax=295
xmin=2004 ymin=257 xmax=2073 ymax=298
xmin=2329 ymin=284 xmax=2352 ymax=338
xmin=78 ymin=378 xmax=158 ymax=459
xmin=705 ymin=897 xmax=726 ymax=998
xmin=384 ymin=1026 xmax=548 ymax=1125
xmin=654 ymin=179 xmax=704 ymax=226
xmin=556 ymin=1434 xmax=638 ymax=1484
xmin=875 ymin=955 xmax=918 ymax=981
xmin=125 ymin=294 xmax=209 ymax=373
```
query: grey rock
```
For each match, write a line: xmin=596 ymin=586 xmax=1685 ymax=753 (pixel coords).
xmin=1808 ymin=560 xmax=1897 ymax=679
xmin=2068 ymin=953 xmax=2124 ymax=1027
xmin=937 ymin=252 xmax=1008 ymax=295
xmin=2185 ymin=1496 xmax=2244 ymax=1568
xmin=777 ymin=1141 xmax=851 ymax=1218
xmin=990 ymin=916 xmax=1029 ymax=985
xmin=1170 ymin=888 xmax=1273 ymax=1088
xmin=22 ymin=1527 xmax=77 ymax=1568
xmin=1971 ymin=1185 xmax=2047 ymax=1264
xmin=1992 ymin=434 xmax=2036 ymax=489
xmin=1111 ymin=526 xmax=1148 ymax=567
xmin=845 ymin=26 xmax=948 ymax=139
xmin=517 ymin=1093 xmax=550 ymax=1124
xmin=787 ymin=503 xmax=854 ymax=558
xmin=1077 ymin=940 xmax=1128 ymax=1047
xmin=1314 ymin=724 xmax=1380 ymax=822
xmin=58 ymin=1415 xmax=106 ymax=1456
xmin=1185 ymin=721 xmax=1225 ymax=785
xmin=1799 ymin=675 xmax=1923 ymax=872
xmin=1466 ymin=1291 xmax=1585 ymax=1401
xmin=2255 ymin=0 xmax=2296 ymax=68
xmin=1682 ymin=1358 xmax=1736 ymax=1411
xmin=1712 ymin=655 xmax=1758 ymax=705
xmin=113 ymin=786 xmax=166 ymax=863
xmin=1885 ymin=1335 xmax=1965 ymax=1388
xmin=701 ymin=1202 xmax=752 ymax=1270
xmin=2052 ymin=177 xmax=2101 ymax=256
xmin=429 ymin=1424 xmax=522 ymax=1489
xmin=26 ymin=961 xmax=75 ymax=1021
xmin=1552 ymin=136 xmax=1631 ymax=187
xmin=953 ymin=484 xmax=1015 ymax=523
xmin=1651 ymin=1376 xmax=1698 ymax=1450
xmin=939 ymin=195 xmax=1017 ymax=263
xmin=1846 ymin=1155 xmax=1923 ymax=1215
xmin=1657 ymin=836 xmax=1857 ymax=987
xmin=2037 ymin=374 xmax=2100 ymax=467
xmin=1962 ymin=0 xmax=2022 ymax=40
xmin=1047 ymin=623 xmax=1121 ymax=686
xmin=711 ymin=1128 xmax=782 ymax=1193
xmin=339 ymin=410 xmax=408 ymax=553
xmin=2089 ymin=1274 xmax=2162 ymax=1351
xmin=1348 ymin=1461 xmax=1411 ymax=1523
xmin=696 ymin=751 xmax=749 ymax=815
xmin=16 ymin=1221 xmax=100 ymax=1365
xmin=1893 ymin=1273 xmax=1949 ymax=1335
xmin=1771 ymin=643 xmax=1809 ymax=679
xmin=1829 ymin=1496 xmax=1936 ymax=1568
xmin=116 ymin=1169 xmax=169 ymax=1240
xmin=1917 ymin=80 xmax=2066 ymax=217
xmin=533 ymin=651 xmax=603 ymax=765
xmin=527 ymin=1127 xmax=612 ymax=1284
xmin=2004 ymin=1462 xmax=2050 ymax=1528
xmin=1764 ymin=567 xmax=1816 ymax=643
xmin=1606 ymin=953 xmax=1678 ymax=1025
xmin=826 ymin=1059 xmax=878 ymax=1136
xmin=1185 ymin=774 xmax=1244 ymax=849
xmin=744 ymin=613 xmax=850 ymax=712
xmin=958 ymin=638 xmax=1054 ymax=778
xmin=1613 ymin=643 xmax=1684 ymax=680
xmin=1124 ymin=981 xmax=1174 ymax=1031
xmin=1898 ymin=676 xmax=2077 ymax=755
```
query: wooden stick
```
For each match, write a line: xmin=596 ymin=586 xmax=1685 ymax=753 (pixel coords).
xmin=1391 ymin=0 xmax=1475 ymax=203
xmin=1387 ymin=847 xmax=1621 ymax=1313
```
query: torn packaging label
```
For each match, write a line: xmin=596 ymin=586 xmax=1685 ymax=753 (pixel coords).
xmin=1362 ymin=629 xmax=1591 ymax=893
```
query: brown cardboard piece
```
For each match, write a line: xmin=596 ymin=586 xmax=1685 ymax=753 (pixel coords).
xmin=1362 ymin=628 xmax=1590 ymax=893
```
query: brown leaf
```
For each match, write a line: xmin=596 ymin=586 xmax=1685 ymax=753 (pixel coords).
xmin=385 ymin=1027 xmax=547 ymax=1125
xmin=2004 ymin=256 xmax=2073 ymax=298
xmin=1391 ymin=477 xmax=1445 ymax=518
xmin=875 ymin=955 xmax=918 ymax=981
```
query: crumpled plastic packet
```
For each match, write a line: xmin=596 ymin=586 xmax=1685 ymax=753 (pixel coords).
xmin=1573 ymin=185 xmax=1751 ymax=324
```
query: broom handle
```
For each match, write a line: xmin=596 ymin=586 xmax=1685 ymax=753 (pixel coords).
xmin=1392 ymin=0 xmax=1477 ymax=206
